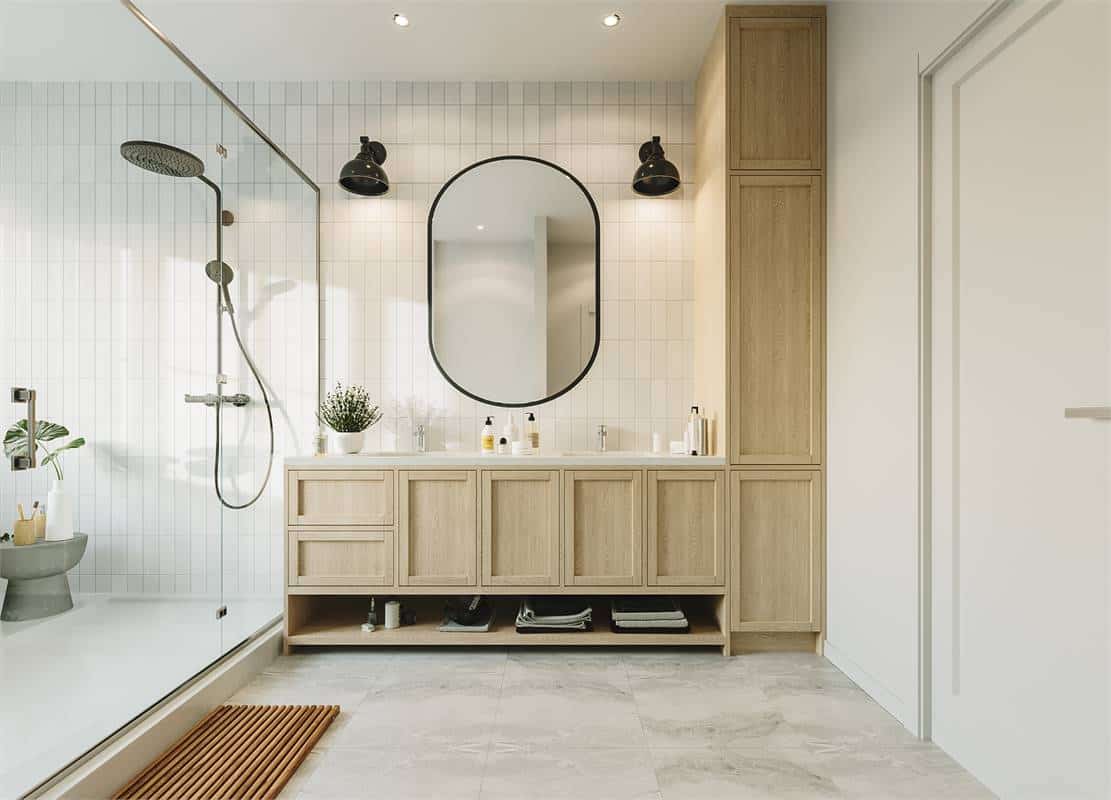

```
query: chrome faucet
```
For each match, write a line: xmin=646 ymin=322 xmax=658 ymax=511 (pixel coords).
xmin=10 ymin=387 xmax=36 ymax=470
xmin=596 ymin=424 xmax=608 ymax=452
xmin=414 ymin=423 xmax=428 ymax=453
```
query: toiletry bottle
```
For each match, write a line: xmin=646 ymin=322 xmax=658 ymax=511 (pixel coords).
xmin=481 ymin=416 xmax=495 ymax=454
xmin=526 ymin=412 xmax=539 ymax=449
xmin=504 ymin=412 xmax=519 ymax=444
xmin=497 ymin=436 xmax=509 ymax=455
xmin=687 ymin=406 xmax=705 ymax=456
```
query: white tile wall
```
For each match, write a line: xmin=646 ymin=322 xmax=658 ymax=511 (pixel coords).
xmin=227 ymin=79 xmax=697 ymax=453
xmin=0 ymin=76 xmax=694 ymax=594
xmin=0 ymin=80 xmax=317 ymax=597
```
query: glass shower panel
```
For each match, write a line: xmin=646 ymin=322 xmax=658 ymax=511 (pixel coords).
xmin=215 ymin=91 xmax=318 ymax=652
xmin=0 ymin=3 xmax=230 ymax=794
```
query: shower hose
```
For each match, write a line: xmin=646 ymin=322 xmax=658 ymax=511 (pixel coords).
xmin=213 ymin=303 xmax=275 ymax=510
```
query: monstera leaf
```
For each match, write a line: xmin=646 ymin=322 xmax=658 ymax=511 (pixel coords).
xmin=3 ymin=420 xmax=70 ymax=458
xmin=4 ymin=420 xmax=84 ymax=479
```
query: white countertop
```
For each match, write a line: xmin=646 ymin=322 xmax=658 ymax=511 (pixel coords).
xmin=285 ymin=450 xmax=726 ymax=467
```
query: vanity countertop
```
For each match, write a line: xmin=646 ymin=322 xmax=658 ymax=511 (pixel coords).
xmin=285 ymin=451 xmax=727 ymax=467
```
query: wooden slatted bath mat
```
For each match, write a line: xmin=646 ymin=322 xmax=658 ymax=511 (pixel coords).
xmin=113 ymin=704 xmax=339 ymax=800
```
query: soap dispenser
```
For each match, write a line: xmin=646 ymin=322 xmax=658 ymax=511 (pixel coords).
xmin=526 ymin=412 xmax=539 ymax=449
xmin=481 ymin=416 xmax=495 ymax=455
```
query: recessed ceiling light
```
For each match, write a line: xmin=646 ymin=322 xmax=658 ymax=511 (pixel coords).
xmin=475 ymin=224 xmax=485 ymax=231
xmin=393 ymin=13 xmax=410 ymax=27
xmin=602 ymin=12 xmax=621 ymax=28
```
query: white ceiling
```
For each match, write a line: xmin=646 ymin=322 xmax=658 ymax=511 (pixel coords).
xmin=1 ymin=0 xmax=728 ymax=82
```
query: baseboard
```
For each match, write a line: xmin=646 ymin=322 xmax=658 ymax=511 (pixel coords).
xmin=31 ymin=622 xmax=282 ymax=800
xmin=823 ymin=638 xmax=918 ymax=734
xmin=730 ymin=631 xmax=819 ymax=653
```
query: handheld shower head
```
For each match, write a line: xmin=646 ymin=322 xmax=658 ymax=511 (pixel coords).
xmin=120 ymin=140 xmax=205 ymax=179
xmin=205 ymin=260 xmax=235 ymax=313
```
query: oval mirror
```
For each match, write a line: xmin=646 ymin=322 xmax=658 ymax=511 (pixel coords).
xmin=428 ymin=156 xmax=600 ymax=407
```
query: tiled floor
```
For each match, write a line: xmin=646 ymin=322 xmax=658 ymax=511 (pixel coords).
xmin=228 ymin=648 xmax=993 ymax=800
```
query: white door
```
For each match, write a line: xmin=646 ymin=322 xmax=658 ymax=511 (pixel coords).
xmin=930 ymin=1 xmax=1110 ymax=797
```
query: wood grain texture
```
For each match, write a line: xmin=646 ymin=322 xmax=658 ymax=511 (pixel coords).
xmin=729 ymin=175 xmax=823 ymax=465
xmin=564 ymin=470 xmax=644 ymax=586
xmin=286 ymin=469 xmax=394 ymax=526
xmin=482 ymin=470 xmax=561 ymax=586
xmin=648 ymin=470 xmax=725 ymax=586
xmin=694 ymin=14 xmax=729 ymax=457
xmin=729 ymin=15 xmax=824 ymax=170
xmin=288 ymin=529 xmax=394 ymax=587
xmin=730 ymin=470 xmax=822 ymax=631
xmin=399 ymin=470 xmax=477 ymax=586
xmin=726 ymin=5 xmax=826 ymax=18
xmin=112 ymin=704 xmax=338 ymax=800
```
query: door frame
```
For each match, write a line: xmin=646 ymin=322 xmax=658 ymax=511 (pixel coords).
xmin=915 ymin=0 xmax=1014 ymax=741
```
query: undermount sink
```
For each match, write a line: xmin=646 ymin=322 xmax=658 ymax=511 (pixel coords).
xmin=355 ymin=450 xmax=423 ymax=457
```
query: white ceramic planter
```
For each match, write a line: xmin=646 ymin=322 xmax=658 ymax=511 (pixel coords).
xmin=333 ymin=431 xmax=365 ymax=454
xmin=45 ymin=479 xmax=74 ymax=541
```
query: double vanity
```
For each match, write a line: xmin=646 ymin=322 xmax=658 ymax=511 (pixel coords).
xmin=284 ymin=452 xmax=732 ymax=652
xmin=286 ymin=3 xmax=828 ymax=658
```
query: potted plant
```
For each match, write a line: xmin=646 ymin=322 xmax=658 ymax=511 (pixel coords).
xmin=3 ymin=420 xmax=85 ymax=540
xmin=317 ymin=384 xmax=382 ymax=454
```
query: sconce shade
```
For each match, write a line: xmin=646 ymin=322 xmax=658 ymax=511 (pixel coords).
xmin=339 ymin=136 xmax=389 ymax=196
xmin=632 ymin=135 xmax=680 ymax=197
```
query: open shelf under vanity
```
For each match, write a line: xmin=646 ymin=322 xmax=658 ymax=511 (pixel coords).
xmin=286 ymin=594 xmax=727 ymax=648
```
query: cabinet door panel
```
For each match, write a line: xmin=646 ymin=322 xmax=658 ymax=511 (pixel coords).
xmin=288 ymin=529 xmax=394 ymax=587
xmin=482 ymin=470 xmax=561 ymax=586
xmin=729 ymin=175 xmax=822 ymax=465
xmin=286 ymin=470 xmax=394 ymax=526
xmin=731 ymin=470 xmax=821 ymax=631
xmin=564 ymin=470 xmax=644 ymax=586
xmin=729 ymin=16 xmax=824 ymax=170
xmin=399 ymin=470 xmax=477 ymax=586
xmin=648 ymin=471 xmax=725 ymax=586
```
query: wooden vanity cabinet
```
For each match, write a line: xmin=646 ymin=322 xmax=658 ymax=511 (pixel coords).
xmin=481 ymin=470 xmax=561 ymax=586
xmin=728 ymin=174 xmax=823 ymax=465
xmin=286 ymin=469 xmax=394 ymax=526
xmin=288 ymin=529 xmax=395 ymax=587
xmin=728 ymin=12 xmax=824 ymax=171
xmin=648 ymin=470 xmax=725 ymax=586
xmin=730 ymin=470 xmax=822 ymax=631
xmin=399 ymin=470 xmax=478 ymax=586
xmin=563 ymin=470 xmax=644 ymax=586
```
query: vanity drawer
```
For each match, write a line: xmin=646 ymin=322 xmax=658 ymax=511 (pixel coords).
xmin=287 ymin=470 xmax=395 ymax=526
xmin=288 ymin=529 xmax=395 ymax=587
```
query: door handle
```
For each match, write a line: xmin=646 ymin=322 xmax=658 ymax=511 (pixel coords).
xmin=1064 ymin=407 xmax=1111 ymax=420
xmin=10 ymin=387 xmax=36 ymax=470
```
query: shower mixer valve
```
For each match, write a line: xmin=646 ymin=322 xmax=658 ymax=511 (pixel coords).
xmin=184 ymin=393 xmax=250 ymax=408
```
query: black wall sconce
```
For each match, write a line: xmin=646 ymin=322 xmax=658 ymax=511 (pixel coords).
xmin=632 ymin=135 xmax=680 ymax=197
xmin=339 ymin=136 xmax=389 ymax=196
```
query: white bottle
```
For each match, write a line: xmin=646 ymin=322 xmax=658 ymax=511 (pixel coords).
xmin=687 ymin=406 xmax=706 ymax=456
xmin=503 ymin=412 xmax=519 ymax=444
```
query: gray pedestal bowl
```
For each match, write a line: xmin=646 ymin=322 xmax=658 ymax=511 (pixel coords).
xmin=0 ymin=533 xmax=88 ymax=621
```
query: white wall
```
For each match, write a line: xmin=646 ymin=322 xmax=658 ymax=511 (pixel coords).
xmin=824 ymin=0 xmax=988 ymax=731
xmin=547 ymin=242 xmax=596 ymax=393
xmin=433 ymin=239 xmax=542 ymax=402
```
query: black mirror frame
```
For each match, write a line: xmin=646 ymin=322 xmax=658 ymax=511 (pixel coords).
xmin=427 ymin=155 xmax=602 ymax=409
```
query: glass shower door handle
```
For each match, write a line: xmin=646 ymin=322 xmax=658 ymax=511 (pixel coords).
xmin=10 ymin=387 xmax=36 ymax=470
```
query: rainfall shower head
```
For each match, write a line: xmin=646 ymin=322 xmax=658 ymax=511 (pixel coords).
xmin=120 ymin=140 xmax=205 ymax=179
